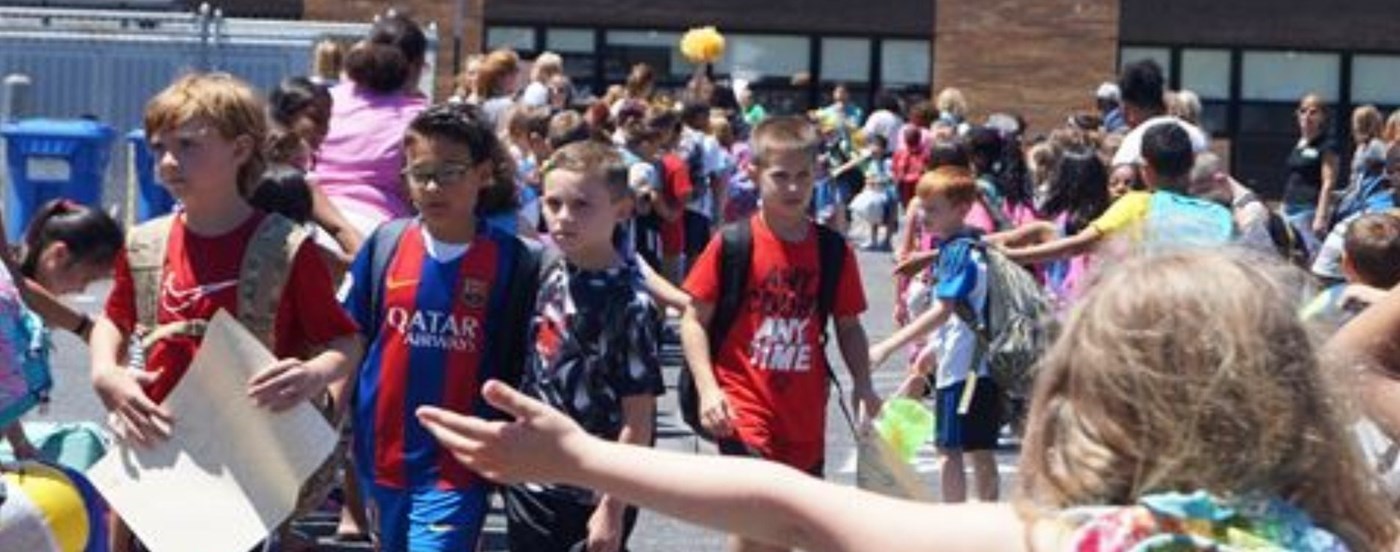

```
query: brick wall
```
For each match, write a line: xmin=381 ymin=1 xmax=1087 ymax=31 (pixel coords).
xmin=933 ymin=0 xmax=1119 ymax=136
xmin=303 ymin=0 xmax=485 ymax=100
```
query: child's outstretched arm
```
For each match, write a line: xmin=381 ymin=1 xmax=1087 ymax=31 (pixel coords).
xmin=986 ymin=220 xmax=1058 ymax=249
xmin=835 ymin=316 xmax=881 ymax=424
xmin=307 ymin=183 xmax=364 ymax=256
xmin=88 ymin=316 xmax=172 ymax=446
xmin=679 ymin=300 xmax=734 ymax=438
xmin=637 ymin=256 xmax=691 ymax=311
xmin=1328 ymin=287 xmax=1400 ymax=440
xmin=247 ymin=334 xmax=363 ymax=412
xmin=870 ymin=299 xmax=953 ymax=370
xmin=3 ymin=421 xmax=39 ymax=460
xmin=587 ymin=394 xmax=656 ymax=551
xmin=418 ymin=381 xmax=1029 ymax=552
xmin=1002 ymin=227 xmax=1101 ymax=266
xmin=17 ymin=278 xmax=91 ymax=339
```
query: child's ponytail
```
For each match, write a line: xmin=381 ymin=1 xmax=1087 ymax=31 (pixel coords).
xmin=18 ymin=199 xmax=123 ymax=279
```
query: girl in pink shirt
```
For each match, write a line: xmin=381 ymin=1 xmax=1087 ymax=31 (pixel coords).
xmin=311 ymin=14 xmax=430 ymax=236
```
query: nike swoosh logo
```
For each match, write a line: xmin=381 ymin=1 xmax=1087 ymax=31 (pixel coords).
xmin=386 ymin=279 xmax=419 ymax=291
xmin=425 ymin=524 xmax=461 ymax=534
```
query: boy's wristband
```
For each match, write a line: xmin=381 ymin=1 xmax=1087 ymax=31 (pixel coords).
xmin=72 ymin=314 xmax=93 ymax=336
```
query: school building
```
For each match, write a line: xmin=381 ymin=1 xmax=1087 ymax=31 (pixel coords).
xmin=114 ymin=0 xmax=1400 ymax=195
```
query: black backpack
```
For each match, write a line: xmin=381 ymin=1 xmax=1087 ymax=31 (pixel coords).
xmin=677 ymin=218 xmax=847 ymax=441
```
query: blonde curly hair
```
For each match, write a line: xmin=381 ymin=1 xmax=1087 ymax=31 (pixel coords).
xmin=1019 ymin=251 xmax=1396 ymax=551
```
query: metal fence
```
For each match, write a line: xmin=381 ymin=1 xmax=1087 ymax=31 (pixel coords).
xmin=0 ymin=4 xmax=438 ymax=220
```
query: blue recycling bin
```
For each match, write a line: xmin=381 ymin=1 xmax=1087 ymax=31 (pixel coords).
xmin=126 ymin=129 xmax=175 ymax=225
xmin=1 ymin=119 xmax=116 ymax=241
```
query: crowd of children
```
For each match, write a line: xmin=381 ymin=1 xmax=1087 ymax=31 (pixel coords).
xmin=6 ymin=9 xmax=1400 ymax=552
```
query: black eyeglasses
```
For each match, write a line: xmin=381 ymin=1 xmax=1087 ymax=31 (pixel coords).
xmin=402 ymin=163 xmax=474 ymax=187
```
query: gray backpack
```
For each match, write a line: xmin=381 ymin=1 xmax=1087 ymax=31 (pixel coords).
xmin=949 ymin=239 xmax=1055 ymax=399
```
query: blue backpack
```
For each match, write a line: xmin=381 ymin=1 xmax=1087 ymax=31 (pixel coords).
xmin=1144 ymin=190 xmax=1235 ymax=250
xmin=0 ymin=307 xmax=51 ymax=429
xmin=1332 ymin=173 xmax=1395 ymax=227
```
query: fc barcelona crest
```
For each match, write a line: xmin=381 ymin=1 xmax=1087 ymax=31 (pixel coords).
xmin=461 ymin=278 xmax=489 ymax=309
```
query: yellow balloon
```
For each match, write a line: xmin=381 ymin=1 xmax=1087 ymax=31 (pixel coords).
xmin=680 ymin=26 xmax=726 ymax=65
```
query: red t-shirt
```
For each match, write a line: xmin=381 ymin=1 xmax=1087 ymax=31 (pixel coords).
xmin=683 ymin=215 xmax=866 ymax=469
xmin=659 ymin=153 xmax=692 ymax=255
xmin=105 ymin=212 xmax=359 ymax=403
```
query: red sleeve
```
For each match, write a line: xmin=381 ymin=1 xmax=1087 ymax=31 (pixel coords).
xmin=665 ymin=155 xmax=693 ymax=207
xmin=833 ymin=244 xmax=867 ymax=317
xmin=682 ymin=234 xmax=723 ymax=305
xmin=103 ymin=247 xmax=136 ymax=334
xmin=274 ymin=240 xmax=358 ymax=358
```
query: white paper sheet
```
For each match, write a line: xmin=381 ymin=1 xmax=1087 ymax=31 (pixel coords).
xmin=87 ymin=310 xmax=338 ymax=552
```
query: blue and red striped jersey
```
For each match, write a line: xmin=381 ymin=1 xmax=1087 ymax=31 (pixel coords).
xmin=344 ymin=221 xmax=512 ymax=491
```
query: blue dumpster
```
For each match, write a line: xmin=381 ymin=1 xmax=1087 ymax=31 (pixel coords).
xmin=126 ymin=129 xmax=175 ymax=226
xmin=1 ymin=119 xmax=115 ymax=241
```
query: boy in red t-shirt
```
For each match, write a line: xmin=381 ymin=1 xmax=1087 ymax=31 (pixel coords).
xmin=90 ymin=73 xmax=362 ymax=549
xmin=680 ymin=116 xmax=881 ymax=552
xmin=90 ymin=73 xmax=361 ymax=443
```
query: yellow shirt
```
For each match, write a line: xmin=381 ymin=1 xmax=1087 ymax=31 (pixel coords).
xmin=1089 ymin=191 xmax=1151 ymax=238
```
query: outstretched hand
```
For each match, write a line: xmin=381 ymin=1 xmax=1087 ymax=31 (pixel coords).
xmin=417 ymin=380 xmax=593 ymax=485
xmin=893 ymin=250 xmax=937 ymax=278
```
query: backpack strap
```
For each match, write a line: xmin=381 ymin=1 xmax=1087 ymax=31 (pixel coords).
xmin=129 ymin=214 xmax=306 ymax=353
xmin=814 ymin=224 xmax=846 ymax=338
xmin=236 ymin=213 xmax=308 ymax=348
xmin=814 ymin=222 xmax=858 ymax=434
xmin=366 ymin=218 xmax=412 ymax=346
xmin=948 ymin=239 xmax=992 ymax=416
xmin=127 ymin=215 xmax=209 ymax=355
xmin=707 ymin=218 xmax=752 ymax=355
xmin=490 ymin=234 xmax=544 ymax=390
xmin=126 ymin=214 xmax=176 ymax=335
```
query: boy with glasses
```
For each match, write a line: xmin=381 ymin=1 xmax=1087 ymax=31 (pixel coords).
xmin=341 ymin=103 xmax=542 ymax=551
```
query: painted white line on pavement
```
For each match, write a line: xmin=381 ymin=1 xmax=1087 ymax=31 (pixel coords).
xmin=835 ymin=444 xmax=1020 ymax=475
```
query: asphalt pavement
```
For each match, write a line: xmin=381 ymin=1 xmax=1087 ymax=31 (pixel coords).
xmin=39 ymin=241 xmax=1021 ymax=551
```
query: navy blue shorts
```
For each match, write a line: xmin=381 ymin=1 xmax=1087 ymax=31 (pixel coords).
xmin=934 ymin=378 xmax=1002 ymax=451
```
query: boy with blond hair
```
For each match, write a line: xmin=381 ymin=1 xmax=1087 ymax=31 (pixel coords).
xmin=681 ymin=116 xmax=880 ymax=552
xmin=89 ymin=73 xmax=362 ymax=550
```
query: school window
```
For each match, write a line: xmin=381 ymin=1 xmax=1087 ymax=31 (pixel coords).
xmin=880 ymin=39 xmax=930 ymax=87
xmin=819 ymin=38 xmax=872 ymax=110
xmin=486 ymin=26 xmax=536 ymax=53
xmin=1351 ymin=55 xmax=1400 ymax=106
xmin=1179 ymin=48 xmax=1232 ymax=136
xmin=1241 ymin=50 xmax=1340 ymax=102
xmin=603 ymin=29 xmax=686 ymax=83
xmin=546 ymin=28 xmax=596 ymax=83
xmin=546 ymin=28 xmax=593 ymax=53
xmin=1119 ymin=46 xmax=1171 ymax=72
xmin=820 ymin=38 xmax=871 ymax=84
xmin=1180 ymin=49 xmax=1231 ymax=100
xmin=712 ymin=34 xmax=809 ymax=86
